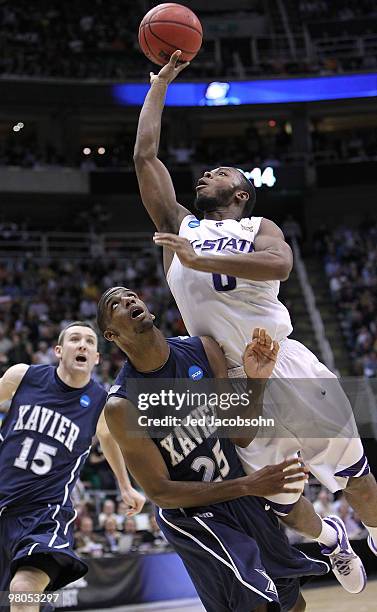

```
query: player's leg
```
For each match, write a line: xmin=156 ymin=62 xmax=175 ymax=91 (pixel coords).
xmin=343 ymin=472 xmax=377 ymax=554
xmin=288 ymin=592 xmax=306 ymax=611
xmin=157 ymin=506 xmax=281 ymax=611
xmin=9 ymin=566 xmax=50 ymax=612
xmin=280 ymin=496 xmax=346 ymax=552
xmin=240 ymin=442 xmax=365 ymax=594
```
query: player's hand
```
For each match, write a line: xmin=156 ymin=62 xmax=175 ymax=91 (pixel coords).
xmin=243 ymin=328 xmax=279 ymax=379
xmin=153 ymin=232 xmax=199 ymax=268
xmin=150 ymin=50 xmax=190 ymax=85
xmin=121 ymin=487 xmax=146 ymax=516
xmin=244 ymin=458 xmax=308 ymax=497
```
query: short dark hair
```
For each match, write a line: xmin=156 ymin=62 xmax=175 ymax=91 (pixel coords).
xmin=58 ymin=321 xmax=97 ymax=345
xmin=97 ymin=287 xmax=126 ymax=335
xmin=236 ymin=171 xmax=256 ymax=217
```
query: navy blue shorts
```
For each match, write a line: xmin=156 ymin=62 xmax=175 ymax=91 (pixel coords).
xmin=157 ymin=496 xmax=329 ymax=612
xmin=0 ymin=503 xmax=87 ymax=592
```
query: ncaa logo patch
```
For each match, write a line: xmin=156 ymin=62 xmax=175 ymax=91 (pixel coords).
xmin=189 ymin=365 xmax=203 ymax=380
xmin=188 ymin=219 xmax=200 ymax=228
xmin=80 ymin=394 xmax=91 ymax=408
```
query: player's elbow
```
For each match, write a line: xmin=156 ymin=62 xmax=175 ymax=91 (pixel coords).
xmin=133 ymin=147 xmax=156 ymax=165
xmin=144 ymin=482 xmax=177 ymax=509
xmin=276 ymin=258 xmax=292 ymax=281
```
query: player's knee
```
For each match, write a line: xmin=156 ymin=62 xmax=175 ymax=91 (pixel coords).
xmin=345 ymin=472 xmax=376 ymax=495
xmin=10 ymin=567 xmax=50 ymax=593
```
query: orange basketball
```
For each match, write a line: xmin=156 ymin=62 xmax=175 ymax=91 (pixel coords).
xmin=138 ymin=3 xmax=203 ymax=67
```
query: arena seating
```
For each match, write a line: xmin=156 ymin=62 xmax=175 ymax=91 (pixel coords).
xmin=1 ymin=0 xmax=376 ymax=80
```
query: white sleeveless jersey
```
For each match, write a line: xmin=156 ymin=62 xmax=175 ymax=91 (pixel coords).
xmin=167 ymin=215 xmax=293 ymax=368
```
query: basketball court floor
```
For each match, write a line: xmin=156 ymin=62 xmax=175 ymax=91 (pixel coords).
xmin=87 ymin=579 xmax=377 ymax=611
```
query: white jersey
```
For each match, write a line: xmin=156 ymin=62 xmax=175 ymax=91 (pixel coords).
xmin=167 ymin=214 xmax=293 ymax=368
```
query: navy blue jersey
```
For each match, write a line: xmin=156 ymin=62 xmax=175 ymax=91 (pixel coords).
xmin=108 ymin=336 xmax=245 ymax=486
xmin=0 ymin=365 xmax=106 ymax=511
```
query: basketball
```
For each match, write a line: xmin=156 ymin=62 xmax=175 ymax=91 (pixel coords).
xmin=138 ymin=3 xmax=203 ymax=67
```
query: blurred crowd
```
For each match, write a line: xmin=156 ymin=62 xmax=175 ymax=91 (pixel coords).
xmin=0 ymin=0 xmax=376 ymax=80
xmin=299 ymin=0 xmax=377 ymax=22
xmin=72 ymin=494 xmax=171 ymax=557
xmin=2 ymin=125 xmax=377 ymax=171
xmin=318 ymin=220 xmax=377 ymax=377
xmin=0 ymin=253 xmax=185 ymax=380
xmin=311 ymin=128 xmax=377 ymax=164
xmin=0 ymin=0 xmax=145 ymax=79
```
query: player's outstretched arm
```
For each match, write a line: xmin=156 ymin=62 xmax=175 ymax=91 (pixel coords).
xmin=96 ymin=410 xmax=146 ymax=516
xmin=0 ymin=363 xmax=29 ymax=406
xmin=153 ymin=218 xmax=293 ymax=281
xmin=134 ymin=50 xmax=191 ymax=235
xmin=104 ymin=396 xmax=307 ymax=508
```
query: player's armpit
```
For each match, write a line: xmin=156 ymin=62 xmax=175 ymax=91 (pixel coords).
xmin=199 ymin=336 xmax=228 ymax=377
xmin=0 ymin=363 xmax=29 ymax=404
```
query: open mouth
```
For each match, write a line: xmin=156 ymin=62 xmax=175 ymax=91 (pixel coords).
xmin=129 ymin=306 xmax=144 ymax=319
xmin=196 ymin=179 xmax=208 ymax=189
xmin=76 ymin=355 xmax=87 ymax=363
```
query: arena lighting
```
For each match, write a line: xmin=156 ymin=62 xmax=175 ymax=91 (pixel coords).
xmin=268 ymin=120 xmax=277 ymax=128
xmin=83 ymin=147 xmax=91 ymax=155
xmin=98 ymin=147 xmax=106 ymax=155
xmin=244 ymin=167 xmax=277 ymax=188
xmin=17 ymin=122 xmax=24 ymax=128
xmin=113 ymin=72 xmax=377 ymax=106
xmin=12 ymin=125 xmax=20 ymax=132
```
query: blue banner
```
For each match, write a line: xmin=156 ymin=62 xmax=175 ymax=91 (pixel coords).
xmin=113 ymin=73 xmax=377 ymax=107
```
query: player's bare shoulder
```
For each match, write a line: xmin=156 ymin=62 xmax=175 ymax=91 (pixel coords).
xmin=258 ymin=218 xmax=285 ymax=240
xmin=0 ymin=363 xmax=29 ymax=403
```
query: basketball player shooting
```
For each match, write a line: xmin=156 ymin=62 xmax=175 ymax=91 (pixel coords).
xmin=133 ymin=49 xmax=377 ymax=594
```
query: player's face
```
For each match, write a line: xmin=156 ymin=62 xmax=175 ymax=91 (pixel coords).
xmin=56 ymin=326 xmax=99 ymax=375
xmin=195 ymin=167 xmax=240 ymax=212
xmin=103 ymin=288 xmax=155 ymax=343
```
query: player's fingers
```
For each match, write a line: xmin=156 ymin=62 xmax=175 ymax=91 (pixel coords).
xmin=260 ymin=328 xmax=266 ymax=345
xmin=154 ymin=232 xmax=176 ymax=239
xmin=278 ymin=457 xmax=304 ymax=470
xmin=263 ymin=331 xmax=274 ymax=349
xmin=283 ymin=466 xmax=309 ymax=478
xmin=272 ymin=340 xmax=279 ymax=354
xmin=153 ymin=236 xmax=176 ymax=246
xmin=244 ymin=339 xmax=258 ymax=352
xmin=169 ymin=50 xmax=182 ymax=64
xmin=176 ymin=61 xmax=190 ymax=73
xmin=284 ymin=474 xmax=309 ymax=483
xmin=251 ymin=343 xmax=275 ymax=356
xmin=252 ymin=328 xmax=260 ymax=340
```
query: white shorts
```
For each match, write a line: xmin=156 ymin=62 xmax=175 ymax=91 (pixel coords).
xmin=229 ymin=338 xmax=369 ymax=515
